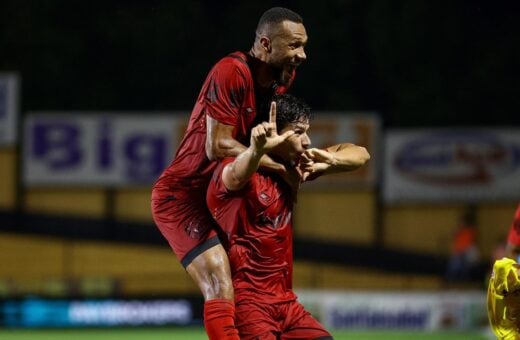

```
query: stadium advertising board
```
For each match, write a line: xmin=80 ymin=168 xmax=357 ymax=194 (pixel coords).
xmin=23 ymin=112 xmax=379 ymax=187
xmin=300 ymin=112 xmax=379 ymax=190
xmin=23 ymin=113 xmax=183 ymax=186
xmin=383 ymin=128 xmax=520 ymax=203
xmin=297 ymin=290 xmax=486 ymax=330
xmin=0 ymin=298 xmax=199 ymax=327
xmin=0 ymin=73 xmax=19 ymax=146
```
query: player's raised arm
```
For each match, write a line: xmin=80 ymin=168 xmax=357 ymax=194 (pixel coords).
xmin=222 ymin=102 xmax=295 ymax=191
xmin=206 ymin=110 xmax=297 ymax=179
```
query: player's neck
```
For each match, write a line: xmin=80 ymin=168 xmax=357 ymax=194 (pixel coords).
xmin=269 ymin=153 xmax=294 ymax=169
xmin=248 ymin=48 xmax=277 ymax=90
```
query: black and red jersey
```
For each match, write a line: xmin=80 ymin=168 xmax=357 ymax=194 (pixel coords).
xmin=152 ymin=51 xmax=294 ymax=197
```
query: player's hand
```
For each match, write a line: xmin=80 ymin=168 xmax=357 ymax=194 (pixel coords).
xmin=300 ymin=148 xmax=335 ymax=176
xmin=279 ymin=164 xmax=303 ymax=194
xmin=250 ymin=102 xmax=295 ymax=153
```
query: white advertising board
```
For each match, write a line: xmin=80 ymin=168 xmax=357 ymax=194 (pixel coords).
xmin=302 ymin=112 xmax=380 ymax=190
xmin=383 ymin=128 xmax=520 ymax=203
xmin=23 ymin=112 xmax=379 ymax=187
xmin=297 ymin=290 xmax=486 ymax=330
xmin=23 ymin=113 xmax=184 ymax=186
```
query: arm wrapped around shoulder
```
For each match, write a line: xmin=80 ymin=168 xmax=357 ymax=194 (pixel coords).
xmin=488 ymin=257 xmax=520 ymax=339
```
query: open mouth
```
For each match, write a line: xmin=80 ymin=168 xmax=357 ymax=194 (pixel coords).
xmin=277 ymin=63 xmax=298 ymax=84
xmin=287 ymin=64 xmax=298 ymax=72
xmin=282 ymin=64 xmax=297 ymax=78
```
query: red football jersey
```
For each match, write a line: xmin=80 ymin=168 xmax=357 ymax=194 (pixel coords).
xmin=207 ymin=158 xmax=297 ymax=304
xmin=507 ymin=204 xmax=520 ymax=246
xmin=153 ymin=52 xmax=294 ymax=195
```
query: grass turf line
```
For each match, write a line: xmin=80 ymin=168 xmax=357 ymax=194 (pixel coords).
xmin=0 ymin=328 xmax=489 ymax=340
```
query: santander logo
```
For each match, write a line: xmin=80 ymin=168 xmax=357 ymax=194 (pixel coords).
xmin=394 ymin=131 xmax=520 ymax=185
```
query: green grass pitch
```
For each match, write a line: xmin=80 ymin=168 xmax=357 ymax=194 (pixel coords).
xmin=0 ymin=327 xmax=490 ymax=339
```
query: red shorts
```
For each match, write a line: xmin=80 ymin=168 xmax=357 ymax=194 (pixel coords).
xmin=235 ymin=299 xmax=331 ymax=340
xmin=151 ymin=188 xmax=221 ymax=267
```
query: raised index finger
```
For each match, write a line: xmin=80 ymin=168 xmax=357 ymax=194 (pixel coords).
xmin=269 ymin=101 xmax=276 ymax=124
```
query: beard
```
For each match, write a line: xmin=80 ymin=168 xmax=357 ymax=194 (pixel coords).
xmin=272 ymin=63 xmax=295 ymax=86
xmin=281 ymin=66 xmax=295 ymax=86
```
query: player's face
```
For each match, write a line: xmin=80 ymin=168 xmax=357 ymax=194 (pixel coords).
xmin=267 ymin=21 xmax=307 ymax=85
xmin=275 ymin=120 xmax=311 ymax=163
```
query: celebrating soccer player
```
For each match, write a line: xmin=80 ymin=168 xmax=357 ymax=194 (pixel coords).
xmin=207 ymin=94 xmax=370 ymax=339
xmin=151 ymin=7 xmax=308 ymax=339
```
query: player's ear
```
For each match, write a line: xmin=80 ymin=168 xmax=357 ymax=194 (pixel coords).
xmin=260 ymin=36 xmax=271 ymax=53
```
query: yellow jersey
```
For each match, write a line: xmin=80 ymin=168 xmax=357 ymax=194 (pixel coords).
xmin=488 ymin=257 xmax=520 ymax=339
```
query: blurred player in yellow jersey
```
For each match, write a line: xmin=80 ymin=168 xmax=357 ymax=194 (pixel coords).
xmin=488 ymin=257 xmax=520 ymax=339
xmin=488 ymin=204 xmax=520 ymax=339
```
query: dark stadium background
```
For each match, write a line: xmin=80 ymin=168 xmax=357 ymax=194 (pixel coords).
xmin=1 ymin=0 xmax=518 ymax=127
xmin=0 ymin=1 xmax=518 ymax=337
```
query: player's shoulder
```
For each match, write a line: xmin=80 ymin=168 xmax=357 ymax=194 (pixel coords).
xmin=213 ymin=157 xmax=235 ymax=176
xmin=215 ymin=51 xmax=247 ymax=66
xmin=213 ymin=52 xmax=250 ymax=73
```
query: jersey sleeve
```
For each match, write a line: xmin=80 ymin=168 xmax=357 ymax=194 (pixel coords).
xmin=207 ymin=158 xmax=262 ymax=209
xmin=207 ymin=158 xmax=235 ymax=204
xmin=206 ymin=158 xmax=253 ymax=236
xmin=204 ymin=61 xmax=248 ymax=127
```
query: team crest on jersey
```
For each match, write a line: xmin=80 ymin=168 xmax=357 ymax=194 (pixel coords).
xmin=259 ymin=192 xmax=271 ymax=202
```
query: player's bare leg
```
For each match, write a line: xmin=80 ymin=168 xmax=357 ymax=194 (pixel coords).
xmin=186 ymin=244 xmax=234 ymax=300
xmin=186 ymin=244 xmax=239 ymax=340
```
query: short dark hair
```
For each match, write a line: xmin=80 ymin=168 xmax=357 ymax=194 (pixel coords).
xmin=256 ymin=7 xmax=303 ymax=35
xmin=273 ymin=94 xmax=312 ymax=130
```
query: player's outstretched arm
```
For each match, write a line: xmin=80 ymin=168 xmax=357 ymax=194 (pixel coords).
xmin=301 ymin=143 xmax=370 ymax=179
xmin=222 ymin=102 xmax=294 ymax=191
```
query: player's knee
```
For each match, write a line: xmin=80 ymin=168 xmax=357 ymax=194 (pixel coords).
xmin=202 ymin=282 xmax=233 ymax=300
xmin=191 ymin=272 xmax=233 ymax=300
xmin=206 ymin=252 xmax=234 ymax=299
xmin=209 ymin=269 xmax=234 ymax=300
xmin=197 ymin=266 xmax=234 ymax=300
xmin=186 ymin=245 xmax=234 ymax=300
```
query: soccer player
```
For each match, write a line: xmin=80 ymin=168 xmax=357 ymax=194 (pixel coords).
xmin=206 ymin=94 xmax=370 ymax=339
xmin=488 ymin=204 xmax=520 ymax=339
xmin=151 ymin=7 xmax=308 ymax=339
